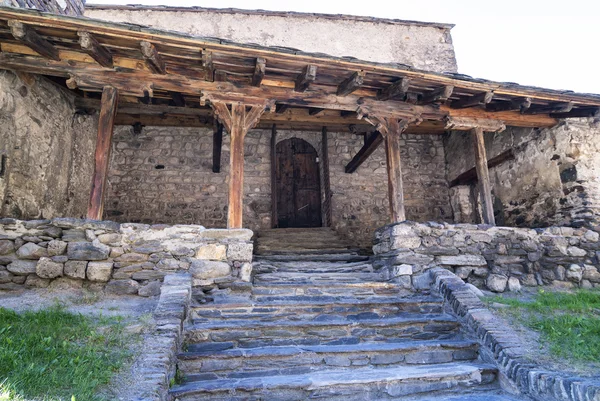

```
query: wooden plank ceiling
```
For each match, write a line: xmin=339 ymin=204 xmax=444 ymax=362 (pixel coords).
xmin=1 ymin=6 xmax=599 ymax=134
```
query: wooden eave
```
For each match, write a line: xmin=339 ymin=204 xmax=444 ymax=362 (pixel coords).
xmin=1 ymin=6 xmax=599 ymax=133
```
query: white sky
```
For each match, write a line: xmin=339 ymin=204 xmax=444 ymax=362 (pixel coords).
xmin=88 ymin=0 xmax=600 ymax=94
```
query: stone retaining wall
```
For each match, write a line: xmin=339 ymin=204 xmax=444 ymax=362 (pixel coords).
xmin=0 ymin=218 xmax=253 ymax=295
xmin=373 ymin=221 xmax=600 ymax=292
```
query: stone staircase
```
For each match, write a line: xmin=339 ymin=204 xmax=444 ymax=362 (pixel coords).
xmin=169 ymin=228 xmax=526 ymax=401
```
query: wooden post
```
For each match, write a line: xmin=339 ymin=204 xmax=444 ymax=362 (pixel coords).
xmin=87 ymin=86 xmax=118 ymax=220
xmin=208 ymin=96 xmax=271 ymax=228
xmin=212 ymin=121 xmax=223 ymax=173
xmin=471 ymin=127 xmax=496 ymax=225
xmin=270 ymin=124 xmax=278 ymax=228
xmin=384 ymin=119 xmax=408 ymax=223
xmin=321 ymin=126 xmax=332 ymax=227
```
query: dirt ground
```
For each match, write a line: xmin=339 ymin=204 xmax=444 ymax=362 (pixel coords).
xmin=0 ymin=287 xmax=160 ymax=400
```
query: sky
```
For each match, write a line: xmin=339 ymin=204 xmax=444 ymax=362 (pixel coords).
xmin=88 ymin=0 xmax=600 ymax=94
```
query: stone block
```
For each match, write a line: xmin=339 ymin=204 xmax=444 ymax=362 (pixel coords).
xmin=226 ymin=243 xmax=253 ymax=262
xmin=16 ymin=242 xmax=48 ymax=259
xmin=412 ymin=273 xmax=432 ymax=290
xmin=0 ymin=240 xmax=14 ymax=255
xmin=239 ymin=262 xmax=252 ymax=282
xmin=64 ymin=260 xmax=87 ymax=279
xmin=566 ymin=264 xmax=583 ymax=282
xmin=455 ymin=266 xmax=474 ymax=279
xmin=438 ymin=254 xmax=487 ymax=266
xmin=486 ymin=274 xmax=508 ymax=293
xmin=190 ymin=260 xmax=231 ymax=280
xmin=391 ymin=235 xmax=422 ymax=250
xmin=567 ymin=246 xmax=587 ymax=257
xmin=97 ymin=233 xmax=122 ymax=246
xmin=196 ymin=244 xmax=227 ymax=261
xmin=114 ymin=252 xmax=149 ymax=263
xmin=138 ymin=280 xmax=162 ymax=297
xmin=0 ymin=270 xmax=12 ymax=284
xmin=199 ymin=229 xmax=253 ymax=241
xmin=7 ymin=260 xmax=37 ymax=275
xmin=131 ymin=270 xmax=167 ymax=280
xmin=36 ymin=257 xmax=63 ymax=279
xmin=24 ymin=275 xmax=50 ymax=288
xmin=583 ymin=264 xmax=600 ymax=282
xmin=105 ymin=279 xmax=140 ymax=295
xmin=67 ymin=240 xmax=110 ymax=260
xmin=393 ymin=264 xmax=413 ymax=276
xmin=508 ymin=277 xmax=522 ymax=292
xmin=584 ymin=230 xmax=599 ymax=242
xmin=87 ymin=261 xmax=113 ymax=282
xmin=49 ymin=277 xmax=83 ymax=290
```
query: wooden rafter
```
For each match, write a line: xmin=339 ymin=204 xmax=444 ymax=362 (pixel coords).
xmin=140 ymin=41 xmax=166 ymax=74
xmin=525 ymin=101 xmax=573 ymax=115
xmin=419 ymin=85 xmax=453 ymax=104
xmin=252 ymin=57 xmax=266 ymax=87
xmin=486 ymin=97 xmax=531 ymax=113
xmin=450 ymin=91 xmax=494 ymax=109
xmin=9 ymin=21 xmax=59 ymax=61
xmin=337 ymin=71 xmax=365 ymax=96
xmin=295 ymin=64 xmax=317 ymax=92
xmin=77 ymin=31 xmax=113 ymax=68
xmin=377 ymin=77 xmax=410 ymax=101
xmin=551 ymin=106 xmax=600 ymax=118
xmin=308 ymin=108 xmax=324 ymax=116
xmin=202 ymin=50 xmax=214 ymax=81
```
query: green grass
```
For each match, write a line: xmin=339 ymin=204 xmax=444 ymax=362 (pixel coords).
xmin=0 ymin=306 xmax=133 ymax=401
xmin=488 ymin=289 xmax=600 ymax=364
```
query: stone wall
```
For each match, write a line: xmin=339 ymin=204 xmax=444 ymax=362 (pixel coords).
xmin=85 ymin=5 xmax=457 ymax=73
xmin=445 ymin=119 xmax=600 ymax=229
xmin=106 ymin=126 xmax=452 ymax=247
xmin=0 ymin=71 xmax=97 ymax=220
xmin=4 ymin=0 xmax=85 ymax=15
xmin=0 ymin=218 xmax=253 ymax=295
xmin=373 ymin=221 xmax=600 ymax=293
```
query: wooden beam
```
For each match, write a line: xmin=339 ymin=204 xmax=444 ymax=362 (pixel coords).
xmin=275 ymin=104 xmax=290 ymax=114
xmin=202 ymin=50 xmax=214 ymax=81
xmin=337 ymin=71 xmax=365 ymax=96
xmin=295 ymin=64 xmax=317 ymax=92
xmin=77 ymin=31 xmax=113 ymax=68
xmin=445 ymin=116 xmax=506 ymax=133
xmin=345 ymin=131 xmax=384 ymax=173
xmin=377 ymin=77 xmax=410 ymax=101
xmin=210 ymin=100 xmax=269 ymax=228
xmin=419 ymin=85 xmax=453 ymax=104
xmin=212 ymin=120 xmax=223 ymax=173
xmin=551 ymin=106 xmax=600 ymax=119
xmin=451 ymin=91 xmax=494 ymax=109
xmin=384 ymin=120 xmax=409 ymax=222
xmin=140 ymin=41 xmax=166 ymax=74
xmin=252 ymin=57 xmax=266 ymax=87
xmin=525 ymin=101 xmax=573 ymax=115
xmin=322 ymin=126 xmax=332 ymax=227
xmin=170 ymin=91 xmax=186 ymax=107
xmin=308 ymin=107 xmax=324 ymax=116
xmin=471 ymin=127 xmax=495 ymax=226
xmin=486 ymin=97 xmax=531 ymax=112
xmin=87 ymin=86 xmax=118 ymax=220
xmin=270 ymin=124 xmax=278 ymax=228
xmin=450 ymin=149 xmax=515 ymax=187
xmin=9 ymin=21 xmax=59 ymax=61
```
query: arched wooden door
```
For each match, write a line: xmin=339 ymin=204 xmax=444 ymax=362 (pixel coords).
xmin=275 ymin=138 xmax=322 ymax=228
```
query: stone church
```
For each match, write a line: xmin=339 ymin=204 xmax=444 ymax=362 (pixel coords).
xmin=1 ymin=1 xmax=600 ymax=400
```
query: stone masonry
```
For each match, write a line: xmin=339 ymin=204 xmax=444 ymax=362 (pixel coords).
xmin=105 ymin=126 xmax=452 ymax=247
xmin=374 ymin=221 xmax=600 ymax=293
xmin=0 ymin=217 xmax=254 ymax=295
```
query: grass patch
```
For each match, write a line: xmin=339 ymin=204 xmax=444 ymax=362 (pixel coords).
xmin=0 ymin=306 xmax=133 ymax=401
xmin=488 ymin=288 xmax=600 ymax=364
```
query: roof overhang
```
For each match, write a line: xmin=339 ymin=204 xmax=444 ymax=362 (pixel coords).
xmin=1 ymin=6 xmax=598 ymax=133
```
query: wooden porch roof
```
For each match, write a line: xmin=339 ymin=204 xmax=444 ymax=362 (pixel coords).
xmin=1 ymin=6 xmax=599 ymax=134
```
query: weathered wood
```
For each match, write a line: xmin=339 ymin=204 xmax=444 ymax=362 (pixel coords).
xmin=471 ymin=127 xmax=495 ymax=226
xmin=337 ymin=71 xmax=365 ymax=96
xmin=525 ymin=101 xmax=573 ymax=115
xmin=451 ymin=91 xmax=494 ymax=109
xmin=308 ymin=108 xmax=324 ymax=116
xmin=377 ymin=77 xmax=410 ymax=101
xmin=295 ymin=64 xmax=317 ymax=92
xmin=345 ymin=131 xmax=384 ymax=173
xmin=252 ymin=57 xmax=266 ymax=87
xmin=9 ymin=21 xmax=59 ymax=61
xmin=445 ymin=116 xmax=506 ymax=133
xmin=450 ymin=149 xmax=514 ymax=187
xmin=140 ymin=41 xmax=166 ymax=74
xmin=439 ymin=104 xmax=556 ymax=128
xmin=202 ymin=50 xmax=214 ymax=81
xmin=212 ymin=120 xmax=223 ymax=173
xmin=87 ymin=86 xmax=118 ymax=220
xmin=321 ymin=126 xmax=332 ymax=227
xmin=77 ymin=31 xmax=113 ymax=68
xmin=170 ymin=91 xmax=186 ymax=107
xmin=270 ymin=124 xmax=278 ymax=228
xmin=276 ymin=104 xmax=290 ymax=114
xmin=384 ymin=119 xmax=409 ymax=223
xmin=551 ymin=106 xmax=600 ymax=118
xmin=486 ymin=97 xmax=531 ymax=112
xmin=419 ymin=85 xmax=453 ymax=104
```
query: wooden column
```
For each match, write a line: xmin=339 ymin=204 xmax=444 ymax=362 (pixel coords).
xmin=209 ymin=97 xmax=271 ymax=228
xmin=383 ymin=119 xmax=409 ymax=223
xmin=471 ymin=127 xmax=496 ymax=225
xmin=270 ymin=124 xmax=278 ymax=228
xmin=87 ymin=86 xmax=118 ymax=220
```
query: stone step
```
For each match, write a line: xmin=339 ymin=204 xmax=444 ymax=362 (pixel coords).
xmin=257 ymin=260 xmax=375 ymax=273
xmin=409 ymin=394 xmax=527 ymax=401
xmin=185 ymin=314 xmax=461 ymax=347
xmin=250 ymin=283 xmax=406 ymax=299
xmin=190 ymin=296 xmax=444 ymax=321
xmin=178 ymin=339 xmax=480 ymax=378
xmin=255 ymin=253 xmax=369 ymax=262
xmin=255 ymin=248 xmax=363 ymax=256
xmin=253 ymin=272 xmax=385 ymax=284
xmin=169 ymin=362 xmax=498 ymax=401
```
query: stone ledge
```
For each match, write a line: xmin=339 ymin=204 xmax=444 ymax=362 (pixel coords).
xmin=429 ymin=267 xmax=600 ymax=401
